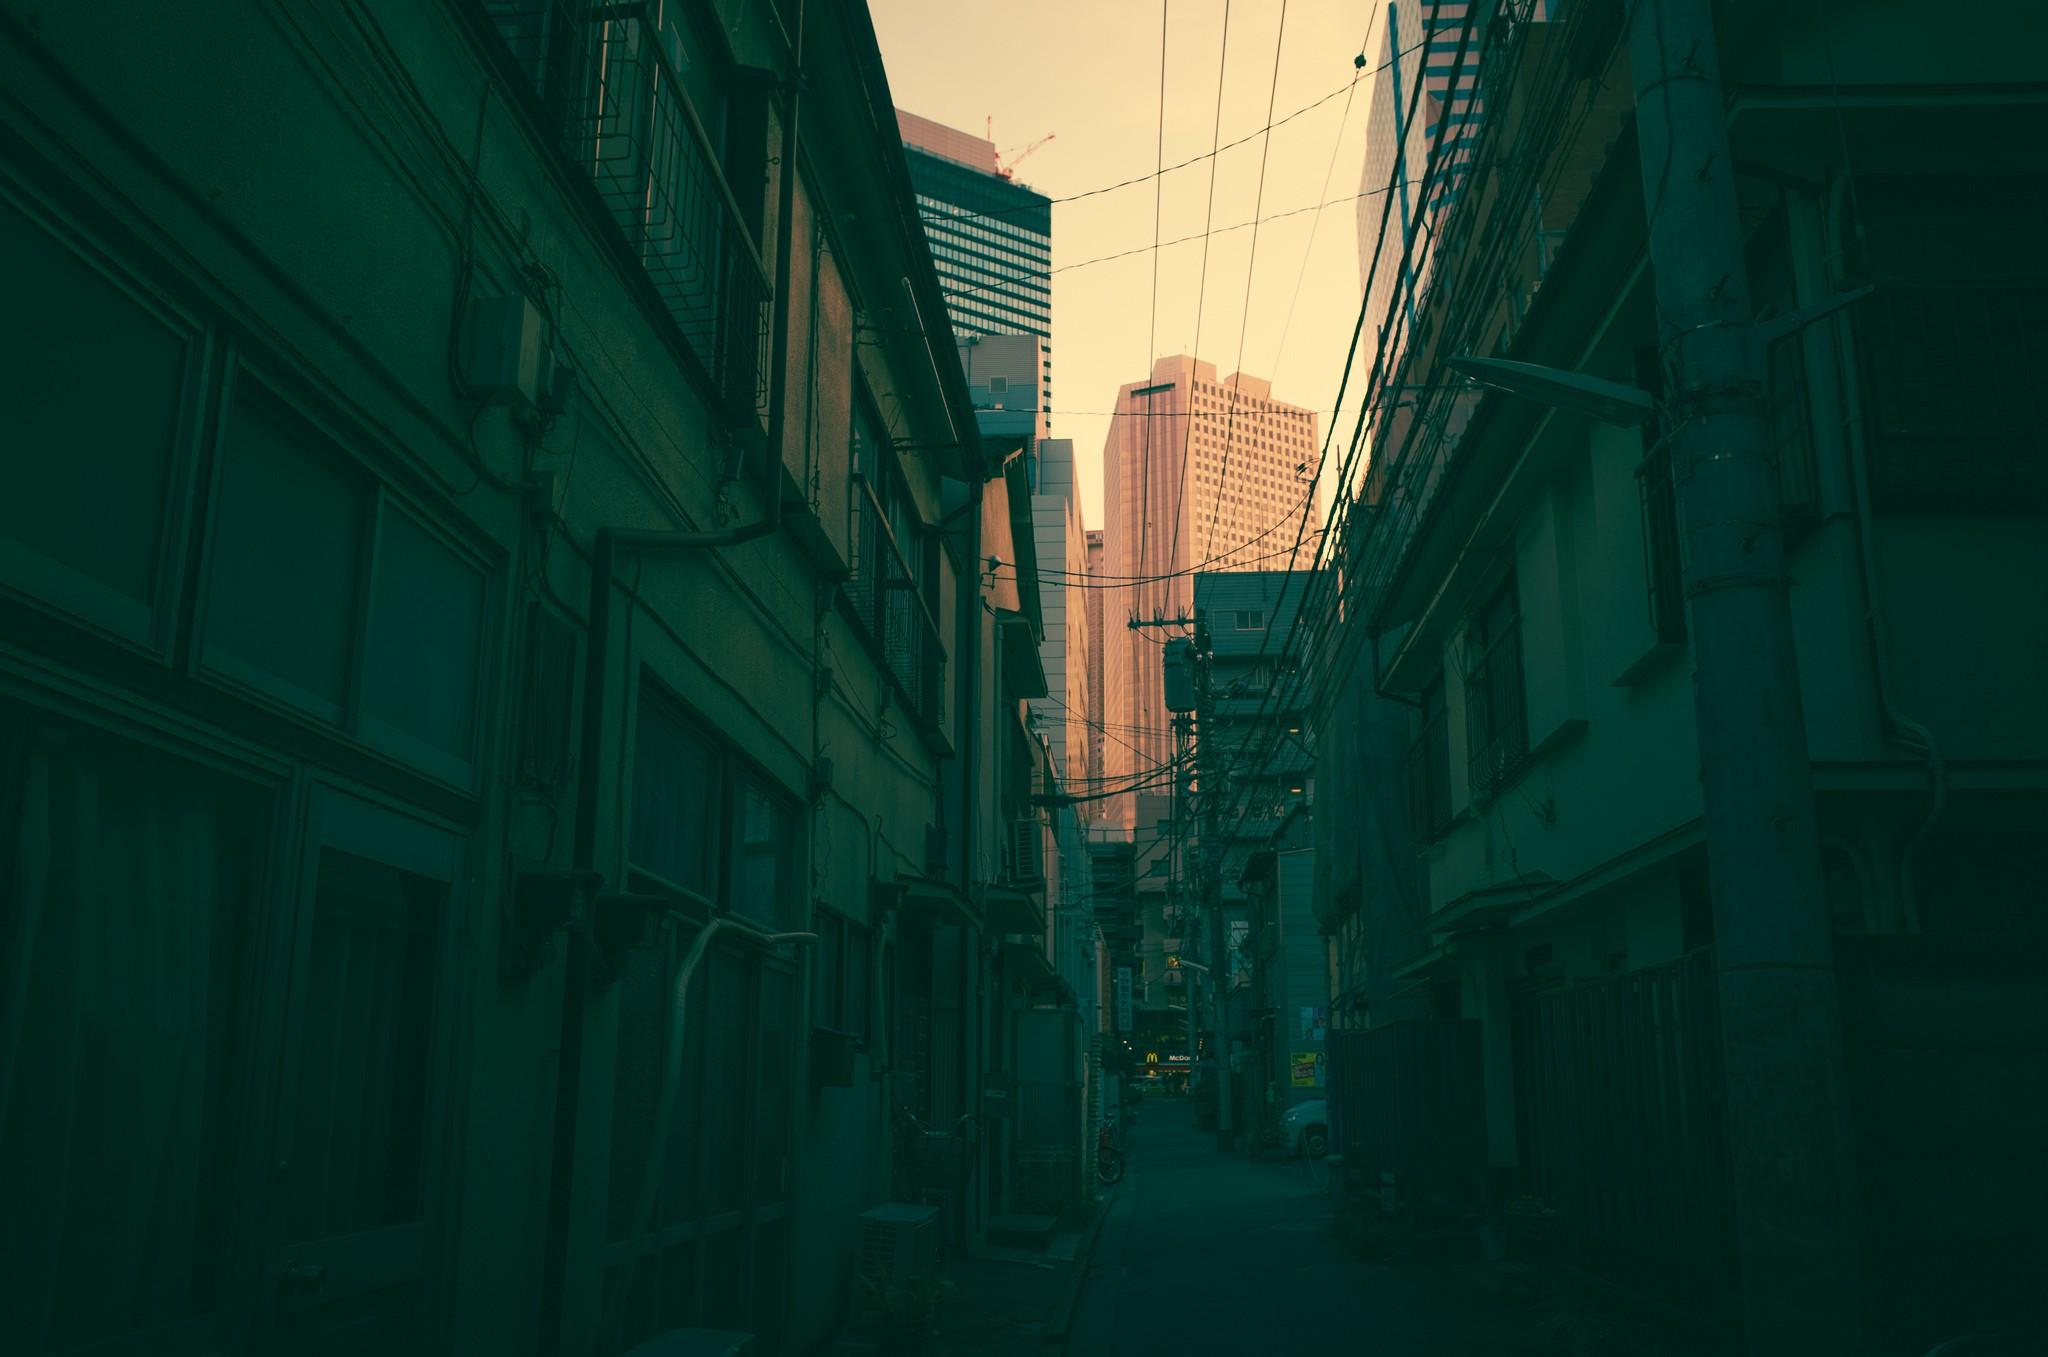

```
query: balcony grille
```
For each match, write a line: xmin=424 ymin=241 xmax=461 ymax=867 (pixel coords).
xmin=1407 ymin=705 xmax=1451 ymax=842
xmin=847 ymin=475 xmax=944 ymax=726
xmin=481 ymin=2 xmax=770 ymax=425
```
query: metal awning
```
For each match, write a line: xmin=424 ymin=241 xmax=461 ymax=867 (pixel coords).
xmin=888 ymin=876 xmax=982 ymax=931
xmin=1003 ymin=938 xmax=1057 ymax=987
xmin=985 ymin=883 xmax=1044 ymax=936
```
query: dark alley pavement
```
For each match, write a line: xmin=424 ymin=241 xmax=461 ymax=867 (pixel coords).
xmin=1064 ymin=1098 xmax=1533 ymax=1357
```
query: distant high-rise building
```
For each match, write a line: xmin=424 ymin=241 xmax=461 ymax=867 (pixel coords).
xmin=1032 ymin=437 xmax=1089 ymax=795
xmin=1084 ymin=528 xmax=1106 ymax=791
xmin=898 ymin=110 xmax=1053 ymax=415
xmin=1098 ymin=356 xmax=1320 ymax=829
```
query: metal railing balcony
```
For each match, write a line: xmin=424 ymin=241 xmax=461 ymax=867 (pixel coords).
xmin=482 ymin=2 xmax=771 ymax=427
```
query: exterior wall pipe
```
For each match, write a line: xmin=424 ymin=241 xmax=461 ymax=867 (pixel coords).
xmin=537 ymin=0 xmax=806 ymax=1342
xmin=1825 ymin=173 xmax=1945 ymax=931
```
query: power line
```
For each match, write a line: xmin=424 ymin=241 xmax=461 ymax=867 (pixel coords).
xmin=1132 ymin=0 xmax=1169 ymax=686
xmin=1202 ymin=0 xmax=1293 ymax=567
xmin=995 ymin=538 xmax=1319 ymax=591
xmin=907 ymin=36 xmax=1431 ymax=230
xmin=1202 ymin=0 xmax=1494 ymax=860
xmin=1007 ymin=483 xmax=1318 ymax=585
xmin=938 ymin=179 xmax=1427 ymax=322
xmin=1156 ymin=0 xmax=1236 ymax=632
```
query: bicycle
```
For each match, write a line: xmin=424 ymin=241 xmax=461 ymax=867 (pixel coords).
xmin=1096 ymin=1116 xmax=1125 ymax=1184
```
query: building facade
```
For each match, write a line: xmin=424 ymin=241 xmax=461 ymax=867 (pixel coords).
xmin=1189 ymin=571 xmax=1322 ymax=1144
xmin=0 ymin=3 xmax=1045 ymax=1355
xmin=898 ymin=110 xmax=1054 ymax=415
xmin=1318 ymin=1 xmax=2048 ymax=1350
xmin=1098 ymin=356 xmax=1320 ymax=830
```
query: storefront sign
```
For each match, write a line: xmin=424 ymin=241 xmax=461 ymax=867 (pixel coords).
xmin=1290 ymin=1052 xmax=1321 ymax=1088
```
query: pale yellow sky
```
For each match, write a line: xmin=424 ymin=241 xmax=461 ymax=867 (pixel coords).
xmin=870 ymin=0 xmax=1388 ymax=532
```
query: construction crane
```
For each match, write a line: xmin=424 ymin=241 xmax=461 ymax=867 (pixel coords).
xmin=986 ymin=116 xmax=1055 ymax=181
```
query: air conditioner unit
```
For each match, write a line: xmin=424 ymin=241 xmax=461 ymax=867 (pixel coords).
xmin=857 ymin=1203 xmax=941 ymax=1325
xmin=1008 ymin=818 xmax=1045 ymax=891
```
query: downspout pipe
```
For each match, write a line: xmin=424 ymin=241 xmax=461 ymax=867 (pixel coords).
xmin=538 ymin=0 xmax=805 ymax=1343
xmin=1827 ymin=174 xmax=1945 ymax=930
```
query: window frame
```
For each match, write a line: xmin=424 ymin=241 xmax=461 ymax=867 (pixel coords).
xmin=627 ymin=674 xmax=800 ymax=928
xmin=844 ymin=385 xmax=945 ymax=725
xmin=811 ymin=907 xmax=873 ymax=1044
xmin=1633 ymin=345 xmax=1687 ymax=647
xmin=0 ymin=180 xmax=211 ymax=658
xmin=193 ymin=362 xmax=495 ymax=792
xmin=1464 ymin=576 xmax=1529 ymax=798
xmin=1408 ymin=672 xmax=1453 ymax=841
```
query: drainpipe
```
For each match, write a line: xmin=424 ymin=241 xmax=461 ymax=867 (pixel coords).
xmin=1827 ymin=174 xmax=1945 ymax=931
xmin=536 ymin=0 xmax=805 ymax=1342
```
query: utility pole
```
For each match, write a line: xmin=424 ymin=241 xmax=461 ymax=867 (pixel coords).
xmin=1626 ymin=1 xmax=1861 ymax=1350
xmin=1173 ymin=713 xmax=1199 ymax=1079
xmin=1193 ymin=617 xmax=1235 ymax=1151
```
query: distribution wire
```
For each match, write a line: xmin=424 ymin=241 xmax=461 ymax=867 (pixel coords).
xmin=939 ymin=177 xmax=1429 ymax=313
xmin=991 ymin=538 xmax=1318 ymax=592
xmin=1226 ymin=0 xmax=1604 ymax=855
xmin=1230 ymin=3 xmax=1538 ymax=823
xmin=907 ymin=35 xmax=1433 ymax=230
xmin=1200 ymin=0 xmax=1292 ymax=568
xmin=1305 ymin=0 xmax=1607 ymax=720
xmin=1153 ymin=0 xmax=1238 ymax=629
xmin=1131 ymin=0 xmax=1171 ymax=681
xmin=1193 ymin=0 xmax=1475 ymax=796
xmin=1199 ymin=0 xmax=1495 ymax=855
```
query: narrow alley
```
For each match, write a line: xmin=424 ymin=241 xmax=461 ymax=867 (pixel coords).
xmin=5 ymin=2 xmax=2045 ymax=1354
xmin=1066 ymin=1101 xmax=1528 ymax=1356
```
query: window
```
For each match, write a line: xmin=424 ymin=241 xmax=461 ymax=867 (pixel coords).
xmin=203 ymin=393 xmax=367 ymax=720
xmin=1851 ymin=175 xmax=2048 ymax=514
xmin=988 ymin=374 xmax=1009 ymax=395
xmin=1409 ymin=673 xmax=1453 ymax=840
xmin=481 ymin=2 xmax=769 ymax=420
xmin=202 ymin=383 xmax=487 ymax=782
xmin=630 ymin=685 xmax=797 ymax=926
xmin=1465 ymin=577 xmax=1528 ymax=795
xmin=0 ymin=195 xmax=194 ymax=645
xmin=1234 ymin=609 xmax=1264 ymax=631
xmin=1748 ymin=211 xmax=1819 ymax=524
xmin=1633 ymin=346 xmax=1686 ymax=645
xmin=1858 ymin=287 xmax=2045 ymax=514
xmin=605 ymin=932 xmax=795 ymax=1349
xmin=0 ymin=705 xmax=270 ymax=1352
xmin=813 ymin=909 xmax=873 ymax=1041
xmin=846 ymin=393 xmax=942 ymax=722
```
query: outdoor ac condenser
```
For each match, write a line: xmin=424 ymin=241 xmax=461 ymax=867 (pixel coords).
xmin=857 ymin=1203 xmax=941 ymax=1322
xmin=1008 ymin=818 xmax=1045 ymax=890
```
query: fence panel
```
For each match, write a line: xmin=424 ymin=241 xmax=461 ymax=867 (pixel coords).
xmin=1514 ymin=950 xmax=1736 ymax=1314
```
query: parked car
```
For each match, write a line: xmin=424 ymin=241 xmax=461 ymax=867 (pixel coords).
xmin=1279 ymin=1099 xmax=1328 ymax=1158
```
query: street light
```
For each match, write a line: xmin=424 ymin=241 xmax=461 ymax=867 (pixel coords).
xmin=1442 ymin=356 xmax=1655 ymax=427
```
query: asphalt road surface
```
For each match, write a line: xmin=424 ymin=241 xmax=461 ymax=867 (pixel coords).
xmin=1066 ymin=1097 xmax=1532 ymax=1356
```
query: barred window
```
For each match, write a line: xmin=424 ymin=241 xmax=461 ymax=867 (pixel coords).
xmin=1465 ymin=577 xmax=1527 ymax=796
xmin=1408 ymin=673 xmax=1453 ymax=841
